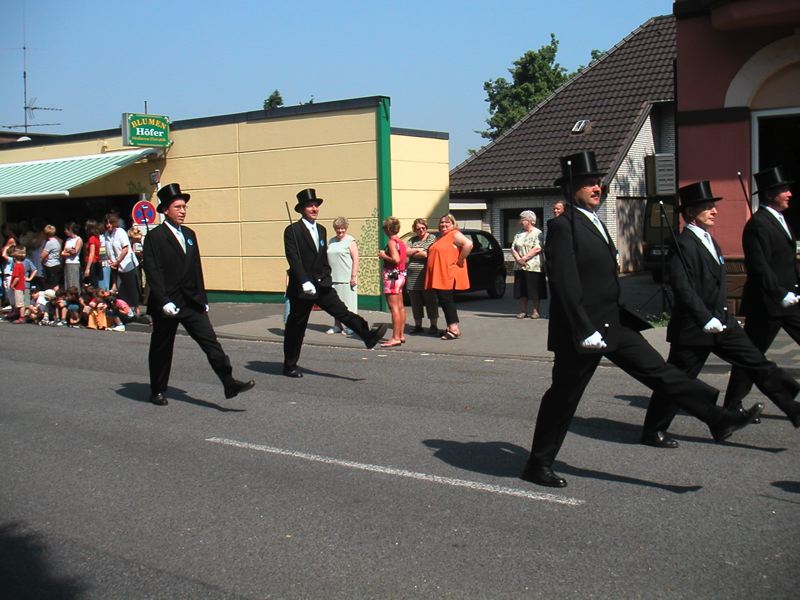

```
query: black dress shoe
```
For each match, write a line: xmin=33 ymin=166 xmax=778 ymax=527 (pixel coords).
xmin=150 ymin=393 xmax=168 ymax=406
xmin=282 ymin=367 xmax=303 ymax=378
xmin=225 ymin=379 xmax=255 ymax=399
xmin=640 ymin=430 xmax=679 ymax=449
xmin=710 ymin=403 xmax=764 ymax=443
xmin=363 ymin=323 xmax=388 ymax=349
xmin=728 ymin=403 xmax=761 ymax=424
xmin=520 ymin=464 xmax=567 ymax=488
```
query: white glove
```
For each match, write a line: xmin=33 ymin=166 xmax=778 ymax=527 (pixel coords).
xmin=580 ymin=331 xmax=607 ymax=349
xmin=301 ymin=281 xmax=317 ymax=295
xmin=780 ymin=292 xmax=799 ymax=308
xmin=703 ymin=317 xmax=724 ymax=333
xmin=162 ymin=302 xmax=180 ymax=317
xmin=205 ymin=304 xmax=210 ymax=312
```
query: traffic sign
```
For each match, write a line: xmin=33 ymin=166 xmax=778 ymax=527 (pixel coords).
xmin=131 ymin=200 xmax=157 ymax=226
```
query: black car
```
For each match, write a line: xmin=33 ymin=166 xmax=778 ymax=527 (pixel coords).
xmin=400 ymin=228 xmax=507 ymax=298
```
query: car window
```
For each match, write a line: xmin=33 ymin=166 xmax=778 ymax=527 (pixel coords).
xmin=475 ymin=232 xmax=495 ymax=251
xmin=469 ymin=233 xmax=485 ymax=251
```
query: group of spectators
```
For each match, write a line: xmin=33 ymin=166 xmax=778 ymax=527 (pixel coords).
xmin=319 ymin=213 xmax=477 ymax=346
xmin=1 ymin=212 xmax=147 ymax=331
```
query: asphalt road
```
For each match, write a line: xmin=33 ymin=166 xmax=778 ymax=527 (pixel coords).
xmin=1 ymin=324 xmax=798 ymax=599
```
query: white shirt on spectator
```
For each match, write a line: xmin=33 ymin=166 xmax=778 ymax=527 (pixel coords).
xmin=103 ymin=227 xmax=137 ymax=273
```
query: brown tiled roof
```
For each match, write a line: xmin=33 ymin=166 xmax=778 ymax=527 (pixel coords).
xmin=450 ymin=15 xmax=675 ymax=196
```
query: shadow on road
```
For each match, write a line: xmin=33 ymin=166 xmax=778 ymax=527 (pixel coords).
xmin=245 ymin=361 xmax=365 ymax=382
xmin=421 ymin=439 xmax=703 ymax=493
xmin=0 ymin=521 xmax=86 ymax=600
xmin=772 ymin=480 xmax=800 ymax=494
xmin=116 ymin=382 xmax=246 ymax=413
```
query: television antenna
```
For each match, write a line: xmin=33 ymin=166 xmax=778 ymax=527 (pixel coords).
xmin=1 ymin=10 xmax=62 ymax=133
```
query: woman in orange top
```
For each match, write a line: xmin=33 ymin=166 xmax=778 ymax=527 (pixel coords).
xmin=425 ymin=214 xmax=473 ymax=340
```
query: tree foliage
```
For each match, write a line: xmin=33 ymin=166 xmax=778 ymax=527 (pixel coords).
xmin=263 ymin=90 xmax=284 ymax=110
xmin=480 ymin=35 xmax=603 ymax=141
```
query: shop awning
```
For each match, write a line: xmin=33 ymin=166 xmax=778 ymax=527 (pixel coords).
xmin=0 ymin=148 xmax=158 ymax=200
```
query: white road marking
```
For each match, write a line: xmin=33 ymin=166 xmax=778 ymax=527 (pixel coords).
xmin=206 ymin=437 xmax=584 ymax=506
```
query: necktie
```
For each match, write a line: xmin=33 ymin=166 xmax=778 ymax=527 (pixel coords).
xmin=703 ymin=232 xmax=718 ymax=261
xmin=592 ymin=213 xmax=609 ymax=243
xmin=175 ymin=227 xmax=186 ymax=253
xmin=777 ymin=213 xmax=792 ymax=239
xmin=310 ymin=225 xmax=319 ymax=251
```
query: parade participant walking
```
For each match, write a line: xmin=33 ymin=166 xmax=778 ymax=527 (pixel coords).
xmin=520 ymin=151 xmax=762 ymax=488
xmin=641 ymin=181 xmax=800 ymax=447
xmin=143 ymin=183 xmax=255 ymax=406
xmin=724 ymin=166 xmax=800 ymax=411
xmin=283 ymin=188 xmax=387 ymax=378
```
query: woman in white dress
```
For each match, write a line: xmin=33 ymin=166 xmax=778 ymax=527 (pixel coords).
xmin=326 ymin=217 xmax=359 ymax=335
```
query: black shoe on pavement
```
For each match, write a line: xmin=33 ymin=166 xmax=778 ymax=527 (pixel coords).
xmin=710 ymin=403 xmax=764 ymax=443
xmin=150 ymin=393 xmax=168 ymax=406
xmin=225 ymin=379 xmax=255 ymax=399
xmin=520 ymin=464 xmax=567 ymax=488
xmin=363 ymin=324 xmax=388 ymax=349
xmin=282 ymin=367 xmax=303 ymax=378
xmin=640 ymin=430 xmax=679 ymax=449
xmin=728 ymin=403 xmax=761 ymax=424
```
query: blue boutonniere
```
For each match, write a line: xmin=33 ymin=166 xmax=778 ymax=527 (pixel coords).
xmin=319 ymin=239 xmax=325 ymax=248
xmin=187 ymin=238 xmax=194 ymax=246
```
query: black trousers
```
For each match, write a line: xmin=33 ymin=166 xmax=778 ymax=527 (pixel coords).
xmin=284 ymin=286 xmax=370 ymax=370
xmin=723 ymin=310 xmax=800 ymax=409
xmin=433 ymin=289 xmax=459 ymax=325
xmin=528 ymin=326 xmax=721 ymax=468
xmin=644 ymin=326 xmax=799 ymax=433
xmin=149 ymin=305 xmax=233 ymax=396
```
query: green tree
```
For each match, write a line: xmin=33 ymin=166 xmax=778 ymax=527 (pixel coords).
xmin=263 ymin=90 xmax=284 ymax=110
xmin=480 ymin=35 xmax=599 ymax=141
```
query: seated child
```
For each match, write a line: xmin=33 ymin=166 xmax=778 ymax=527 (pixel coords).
xmin=83 ymin=286 xmax=108 ymax=330
xmin=64 ymin=286 xmax=82 ymax=328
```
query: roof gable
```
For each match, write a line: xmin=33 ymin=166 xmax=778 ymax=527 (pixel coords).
xmin=450 ymin=15 xmax=676 ymax=195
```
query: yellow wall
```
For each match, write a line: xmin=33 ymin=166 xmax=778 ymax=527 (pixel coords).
xmin=389 ymin=133 xmax=450 ymax=236
xmin=160 ymin=107 xmax=382 ymax=293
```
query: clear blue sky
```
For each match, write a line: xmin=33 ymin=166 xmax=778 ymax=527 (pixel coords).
xmin=0 ymin=0 xmax=674 ymax=168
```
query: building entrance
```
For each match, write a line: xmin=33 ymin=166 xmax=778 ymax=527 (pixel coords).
xmin=3 ymin=195 xmax=139 ymax=233
xmin=757 ymin=112 xmax=800 ymax=232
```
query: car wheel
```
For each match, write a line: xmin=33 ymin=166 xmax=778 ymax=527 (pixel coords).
xmin=487 ymin=272 xmax=506 ymax=298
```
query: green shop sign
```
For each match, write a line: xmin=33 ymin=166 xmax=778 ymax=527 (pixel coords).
xmin=122 ymin=113 xmax=170 ymax=147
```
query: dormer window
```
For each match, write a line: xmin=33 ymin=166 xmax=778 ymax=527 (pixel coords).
xmin=571 ymin=119 xmax=591 ymax=135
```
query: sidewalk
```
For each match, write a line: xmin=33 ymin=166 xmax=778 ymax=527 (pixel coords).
xmin=186 ymin=272 xmax=799 ymax=375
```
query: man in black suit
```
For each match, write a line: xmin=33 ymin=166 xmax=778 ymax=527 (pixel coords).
xmin=143 ymin=183 xmax=255 ymax=406
xmin=520 ymin=152 xmax=762 ymax=488
xmin=641 ymin=181 xmax=798 ymax=446
xmin=724 ymin=166 xmax=800 ymax=410
xmin=283 ymin=188 xmax=387 ymax=378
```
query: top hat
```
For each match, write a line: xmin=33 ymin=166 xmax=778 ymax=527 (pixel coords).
xmin=554 ymin=150 xmax=605 ymax=186
xmin=678 ymin=180 xmax=722 ymax=211
xmin=754 ymin=165 xmax=793 ymax=195
xmin=156 ymin=183 xmax=191 ymax=213
xmin=294 ymin=188 xmax=324 ymax=213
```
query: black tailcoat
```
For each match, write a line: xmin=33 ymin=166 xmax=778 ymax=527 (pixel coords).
xmin=526 ymin=207 xmax=722 ymax=469
xmin=283 ymin=218 xmax=370 ymax=370
xmin=725 ymin=207 xmax=800 ymax=407
xmin=644 ymin=227 xmax=799 ymax=433
xmin=284 ymin=219 xmax=332 ymax=299
xmin=143 ymin=222 xmax=233 ymax=395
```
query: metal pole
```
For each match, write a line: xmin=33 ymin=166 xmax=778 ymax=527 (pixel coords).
xmin=736 ymin=171 xmax=754 ymax=218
